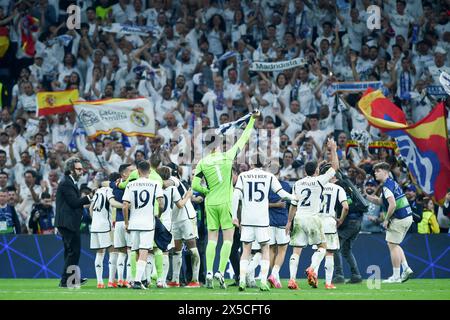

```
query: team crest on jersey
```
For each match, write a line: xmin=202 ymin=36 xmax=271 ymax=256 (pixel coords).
xmin=130 ymin=106 xmax=149 ymax=128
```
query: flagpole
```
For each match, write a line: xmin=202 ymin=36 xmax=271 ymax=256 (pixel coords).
xmin=71 ymin=99 xmax=108 ymax=174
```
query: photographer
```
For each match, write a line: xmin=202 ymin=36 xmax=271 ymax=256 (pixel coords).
xmin=28 ymin=192 xmax=55 ymax=235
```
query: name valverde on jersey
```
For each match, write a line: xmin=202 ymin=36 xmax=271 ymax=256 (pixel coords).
xmin=122 ymin=178 xmax=163 ymax=231
xmin=233 ymin=168 xmax=294 ymax=227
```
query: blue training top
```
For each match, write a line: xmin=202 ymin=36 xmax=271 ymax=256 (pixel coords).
xmin=269 ymin=180 xmax=291 ymax=227
xmin=110 ymin=181 xmax=125 ymax=222
xmin=382 ymin=178 xmax=412 ymax=220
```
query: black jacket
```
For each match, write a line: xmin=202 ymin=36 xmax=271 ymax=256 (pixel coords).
xmin=55 ymin=175 xmax=91 ymax=232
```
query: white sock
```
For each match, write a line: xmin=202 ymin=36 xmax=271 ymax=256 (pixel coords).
xmin=172 ymin=251 xmax=182 ymax=283
xmin=108 ymin=252 xmax=118 ymax=283
xmin=325 ymin=255 xmax=334 ymax=285
xmin=145 ymin=254 xmax=154 ymax=282
xmin=393 ymin=267 xmax=401 ymax=279
xmin=135 ymin=260 xmax=147 ymax=282
xmin=271 ymin=265 xmax=280 ymax=280
xmin=247 ymin=252 xmax=261 ymax=279
xmin=260 ymin=260 xmax=270 ymax=285
xmin=189 ymin=248 xmax=200 ymax=282
xmin=117 ymin=253 xmax=127 ymax=282
xmin=289 ymin=254 xmax=299 ymax=280
xmin=126 ymin=249 xmax=132 ymax=282
xmin=239 ymin=259 xmax=248 ymax=284
xmin=401 ymin=260 xmax=409 ymax=271
xmin=310 ymin=248 xmax=326 ymax=273
xmin=160 ymin=254 xmax=170 ymax=284
xmin=95 ymin=252 xmax=105 ymax=284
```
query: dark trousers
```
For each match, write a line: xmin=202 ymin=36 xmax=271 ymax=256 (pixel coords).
xmin=229 ymin=227 xmax=242 ymax=283
xmin=334 ymin=219 xmax=362 ymax=279
xmin=58 ymin=227 xmax=81 ymax=285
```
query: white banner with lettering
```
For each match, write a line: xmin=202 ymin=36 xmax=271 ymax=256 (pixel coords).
xmin=249 ymin=58 xmax=306 ymax=72
xmin=74 ymin=98 xmax=155 ymax=138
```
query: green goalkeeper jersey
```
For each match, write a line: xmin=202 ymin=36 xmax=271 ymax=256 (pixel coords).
xmin=192 ymin=117 xmax=255 ymax=206
xmin=118 ymin=169 xmax=163 ymax=189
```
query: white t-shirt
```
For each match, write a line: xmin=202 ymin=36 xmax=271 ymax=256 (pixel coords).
xmin=319 ymin=182 xmax=347 ymax=233
xmin=306 ymin=129 xmax=327 ymax=149
xmin=389 ymin=12 xmax=414 ymax=40
xmin=122 ymin=178 xmax=163 ymax=231
xmin=90 ymin=187 xmax=114 ymax=233
xmin=170 ymin=179 xmax=196 ymax=223
xmin=234 ymin=168 xmax=291 ymax=227
xmin=201 ymin=90 xmax=231 ymax=127
xmin=283 ymin=109 xmax=306 ymax=140
xmin=292 ymin=167 xmax=336 ymax=217
xmin=160 ymin=186 xmax=176 ymax=231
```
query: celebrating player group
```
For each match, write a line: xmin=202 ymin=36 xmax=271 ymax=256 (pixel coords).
xmin=88 ymin=109 xmax=413 ymax=291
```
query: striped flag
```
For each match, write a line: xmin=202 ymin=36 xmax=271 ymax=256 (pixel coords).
xmin=214 ymin=112 xmax=254 ymax=136
xmin=36 ymin=89 xmax=79 ymax=116
xmin=358 ymin=89 xmax=450 ymax=204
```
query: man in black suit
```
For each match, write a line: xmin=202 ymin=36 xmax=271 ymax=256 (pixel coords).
xmin=55 ymin=157 xmax=92 ymax=288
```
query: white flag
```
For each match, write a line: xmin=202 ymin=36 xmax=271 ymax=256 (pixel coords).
xmin=74 ymin=98 xmax=155 ymax=138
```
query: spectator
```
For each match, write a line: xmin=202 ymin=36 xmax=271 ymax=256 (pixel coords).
xmin=437 ymin=189 xmax=450 ymax=233
xmin=0 ymin=188 xmax=20 ymax=234
xmin=417 ymin=197 xmax=440 ymax=234
xmin=361 ymin=179 xmax=383 ymax=233
xmin=28 ymin=191 xmax=55 ymax=234
xmin=404 ymin=184 xmax=423 ymax=233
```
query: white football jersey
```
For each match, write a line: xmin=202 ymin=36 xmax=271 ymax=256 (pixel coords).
xmin=170 ymin=177 xmax=196 ymax=223
xmin=292 ymin=167 xmax=336 ymax=217
xmin=319 ymin=182 xmax=347 ymax=233
xmin=160 ymin=186 xmax=176 ymax=231
xmin=91 ymin=186 xmax=114 ymax=233
xmin=122 ymin=177 xmax=163 ymax=231
xmin=234 ymin=168 xmax=288 ymax=227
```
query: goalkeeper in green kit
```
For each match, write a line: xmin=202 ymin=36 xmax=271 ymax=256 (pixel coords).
xmin=192 ymin=110 xmax=260 ymax=289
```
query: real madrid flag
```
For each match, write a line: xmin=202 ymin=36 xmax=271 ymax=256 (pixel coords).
xmin=36 ymin=89 xmax=79 ymax=116
xmin=73 ymin=98 xmax=155 ymax=138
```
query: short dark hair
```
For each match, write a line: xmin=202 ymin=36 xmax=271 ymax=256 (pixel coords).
xmin=118 ymin=164 xmax=132 ymax=175
xmin=137 ymin=160 xmax=150 ymax=172
xmin=0 ymin=171 xmax=8 ymax=178
xmin=0 ymin=150 xmax=6 ymax=156
xmin=157 ymin=166 xmax=171 ymax=180
xmin=319 ymin=163 xmax=332 ymax=175
xmin=41 ymin=192 xmax=51 ymax=199
xmin=149 ymin=153 xmax=161 ymax=169
xmin=373 ymin=162 xmax=390 ymax=172
xmin=24 ymin=170 xmax=37 ymax=178
xmin=305 ymin=161 xmax=318 ymax=176
xmin=109 ymin=172 xmax=121 ymax=182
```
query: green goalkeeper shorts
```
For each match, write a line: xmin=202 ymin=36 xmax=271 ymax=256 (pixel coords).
xmin=205 ymin=203 xmax=234 ymax=231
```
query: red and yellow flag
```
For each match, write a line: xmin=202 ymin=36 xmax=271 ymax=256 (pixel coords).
xmin=358 ymin=89 xmax=450 ymax=204
xmin=36 ymin=89 xmax=79 ymax=116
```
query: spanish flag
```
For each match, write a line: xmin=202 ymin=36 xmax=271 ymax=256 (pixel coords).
xmin=36 ymin=89 xmax=79 ymax=116
xmin=358 ymin=89 xmax=450 ymax=204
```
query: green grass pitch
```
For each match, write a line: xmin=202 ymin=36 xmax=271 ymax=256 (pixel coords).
xmin=0 ymin=279 xmax=449 ymax=300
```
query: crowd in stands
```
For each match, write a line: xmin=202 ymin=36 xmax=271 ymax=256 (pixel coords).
xmin=0 ymin=0 xmax=449 ymax=235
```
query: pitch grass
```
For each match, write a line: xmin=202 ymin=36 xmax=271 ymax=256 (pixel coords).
xmin=0 ymin=279 xmax=449 ymax=300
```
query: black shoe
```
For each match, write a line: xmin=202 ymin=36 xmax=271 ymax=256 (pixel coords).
xmin=80 ymin=278 xmax=88 ymax=286
xmin=142 ymin=279 xmax=148 ymax=288
xmin=133 ymin=281 xmax=147 ymax=290
xmin=333 ymin=276 xmax=345 ymax=284
xmin=346 ymin=276 xmax=362 ymax=284
xmin=58 ymin=281 xmax=67 ymax=288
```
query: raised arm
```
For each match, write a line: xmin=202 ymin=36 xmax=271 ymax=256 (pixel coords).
xmin=225 ymin=111 xmax=258 ymax=160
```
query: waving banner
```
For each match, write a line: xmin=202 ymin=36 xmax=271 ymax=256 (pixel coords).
xmin=73 ymin=98 xmax=155 ymax=138
xmin=249 ymin=58 xmax=306 ymax=72
xmin=358 ymin=89 xmax=450 ymax=204
xmin=36 ymin=89 xmax=79 ymax=116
